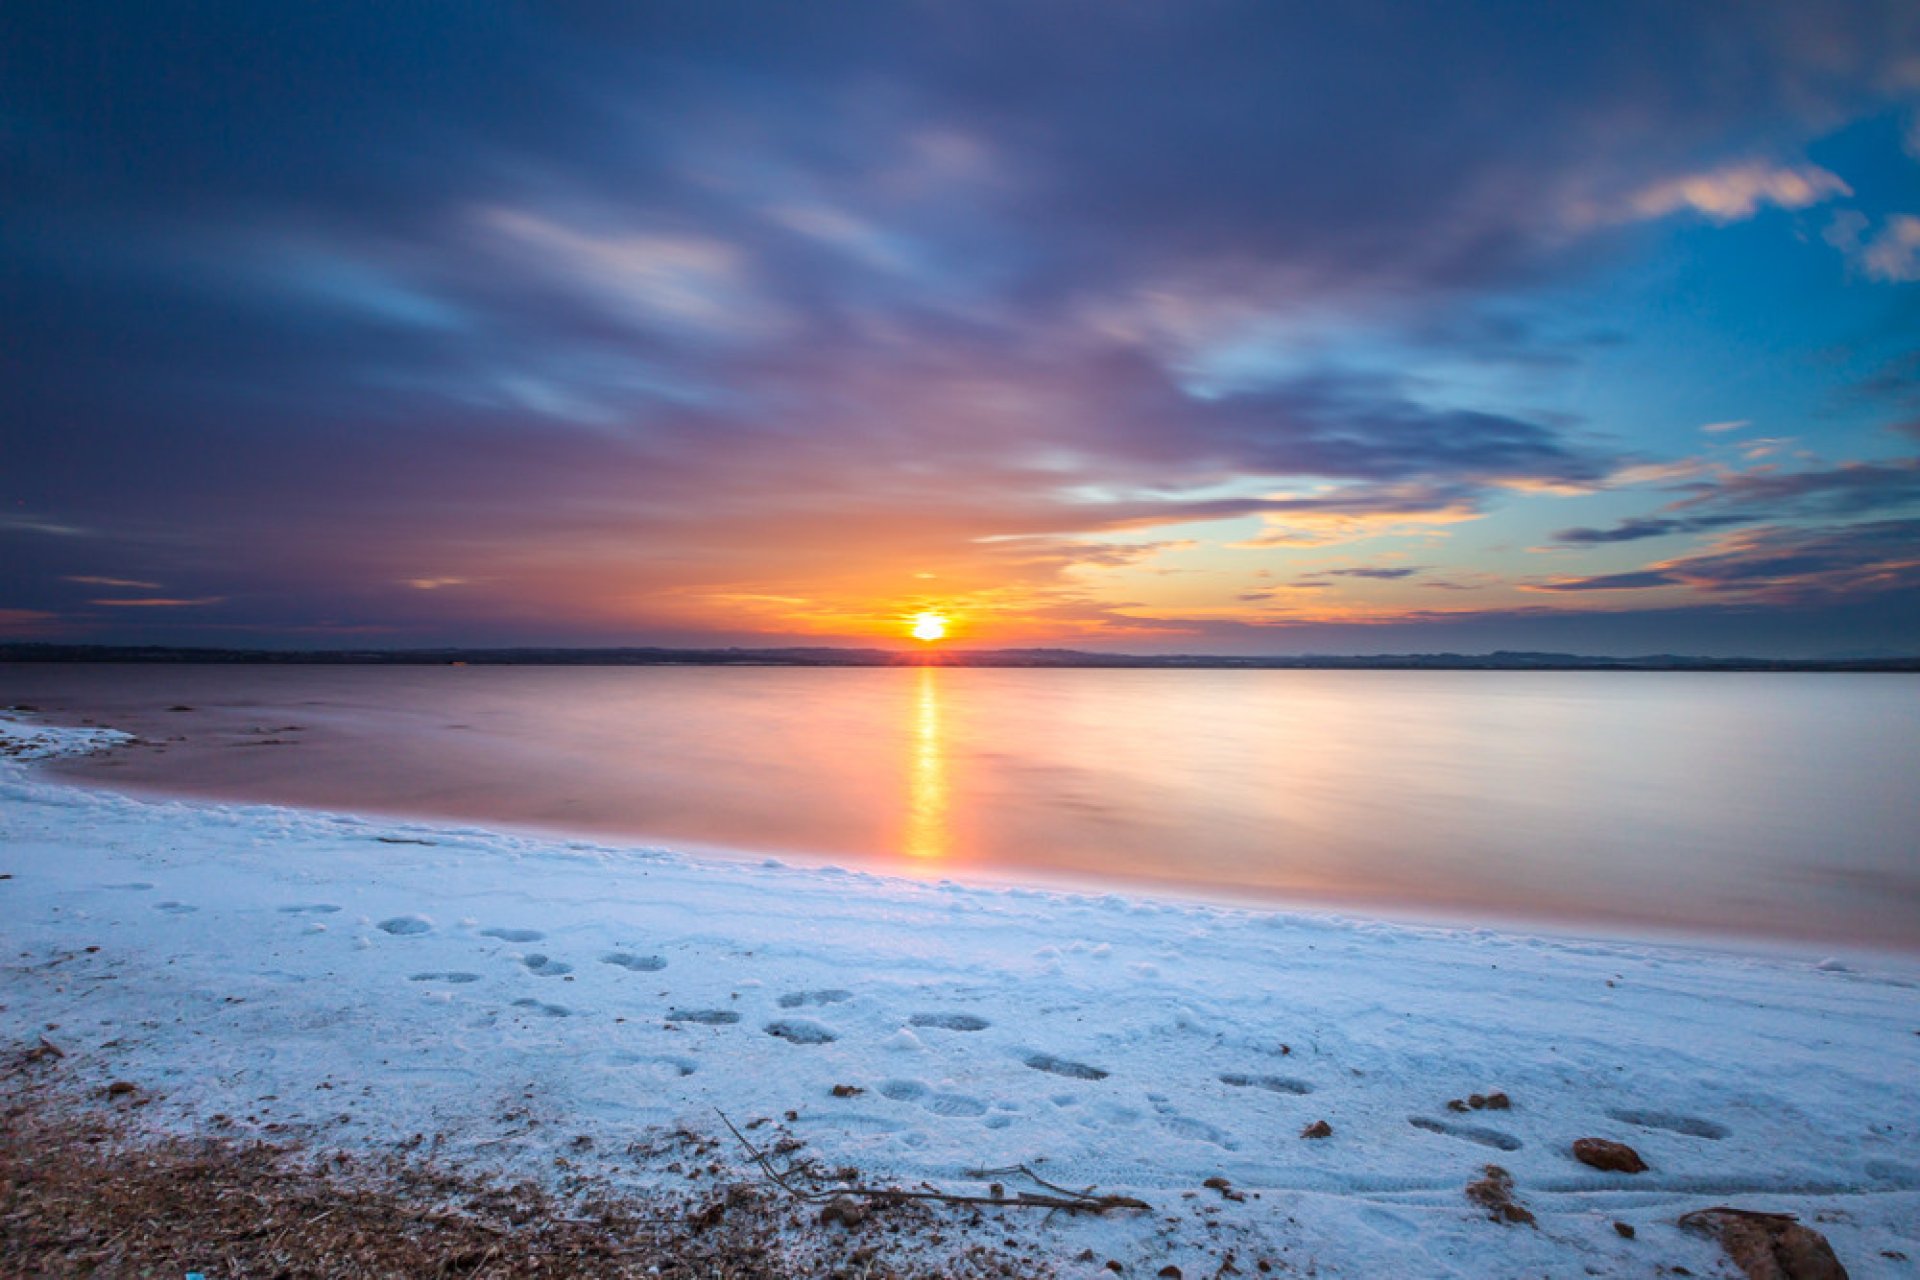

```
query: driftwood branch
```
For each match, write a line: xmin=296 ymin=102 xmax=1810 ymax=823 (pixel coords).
xmin=716 ymin=1110 xmax=1149 ymax=1215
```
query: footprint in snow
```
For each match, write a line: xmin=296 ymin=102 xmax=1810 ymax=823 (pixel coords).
xmin=510 ymin=998 xmax=570 ymax=1018
xmin=410 ymin=971 xmax=481 ymax=984
xmin=521 ymin=953 xmax=573 ymax=977
xmin=102 ymin=882 xmax=155 ymax=891
xmin=378 ymin=916 xmax=433 ymax=936
xmin=480 ymin=927 xmax=543 ymax=943
xmin=876 ymin=1079 xmax=989 ymax=1117
xmin=909 ymin=1013 xmax=990 ymax=1031
xmin=154 ymin=901 xmax=199 ymax=914
xmin=1409 ymin=1116 xmax=1522 ymax=1151
xmin=776 ymin=989 xmax=852 ymax=1009
xmin=277 ymin=903 xmax=342 ymax=915
xmin=1220 ymin=1072 xmax=1313 ymax=1095
xmin=665 ymin=1009 xmax=740 ymax=1026
xmin=1604 ymin=1108 xmax=1728 ymax=1140
xmin=601 ymin=952 xmax=667 ymax=972
xmin=1023 ymin=1053 xmax=1109 ymax=1081
xmin=765 ymin=1018 xmax=838 ymax=1045
xmin=1150 ymin=1095 xmax=1237 ymax=1149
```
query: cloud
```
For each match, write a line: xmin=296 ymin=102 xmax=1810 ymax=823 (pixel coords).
xmin=1701 ymin=419 xmax=1752 ymax=434
xmin=1531 ymin=570 xmax=1681 ymax=592
xmin=1534 ymin=520 xmax=1920 ymax=603
xmin=65 ymin=575 xmax=162 ymax=589
xmin=1624 ymin=161 xmax=1851 ymax=223
xmin=89 ymin=596 xmax=225 ymax=608
xmin=1314 ymin=566 xmax=1428 ymax=580
xmin=404 ymin=577 xmax=468 ymax=590
xmin=1857 ymin=214 xmax=1920 ymax=282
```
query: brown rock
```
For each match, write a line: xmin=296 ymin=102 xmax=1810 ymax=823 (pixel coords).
xmin=818 ymin=1197 xmax=867 ymax=1229
xmin=1465 ymin=1164 xmax=1534 ymax=1226
xmin=829 ymin=1084 xmax=864 ymax=1097
xmin=1483 ymin=1091 xmax=1511 ymax=1109
xmin=1300 ymin=1119 xmax=1332 ymax=1139
xmin=1158 ymin=1268 xmax=1183 ymax=1279
xmin=105 ymin=1081 xmax=137 ymax=1098
xmin=1572 ymin=1137 xmax=1648 ymax=1173
xmin=1614 ymin=1221 xmax=1636 ymax=1238
xmin=1679 ymin=1207 xmax=1849 ymax=1280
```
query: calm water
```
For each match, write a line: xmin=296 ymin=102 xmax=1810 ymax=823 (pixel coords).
xmin=7 ymin=664 xmax=1918 ymax=949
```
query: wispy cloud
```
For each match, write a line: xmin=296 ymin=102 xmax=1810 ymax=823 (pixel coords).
xmin=1623 ymin=161 xmax=1851 ymax=223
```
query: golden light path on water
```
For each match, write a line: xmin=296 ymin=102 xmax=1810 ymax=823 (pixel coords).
xmin=904 ymin=664 xmax=948 ymax=860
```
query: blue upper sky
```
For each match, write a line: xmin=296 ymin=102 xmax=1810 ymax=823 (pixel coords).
xmin=4 ymin=1 xmax=1919 ymax=655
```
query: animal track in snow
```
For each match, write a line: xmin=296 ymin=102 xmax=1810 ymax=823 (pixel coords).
xmin=277 ymin=903 xmax=342 ymax=915
xmin=665 ymin=1008 xmax=740 ymax=1025
xmin=1219 ymin=1072 xmax=1313 ymax=1095
xmin=410 ymin=971 xmax=481 ymax=984
xmin=601 ymin=952 xmax=667 ymax=972
xmin=154 ymin=901 xmax=199 ymax=914
xmin=510 ymin=998 xmax=570 ymax=1018
xmin=520 ymin=953 xmax=573 ymax=977
xmin=480 ymin=927 xmax=543 ymax=943
xmin=102 ymin=882 xmax=154 ymax=891
xmin=909 ymin=1013 xmax=990 ymax=1031
xmin=1605 ymin=1108 xmax=1728 ymax=1140
xmin=378 ymin=916 xmax=432 ymax=936
xmin=1023 ymin=1053 xmax=1109 ymax=1081
xmin=1408 ymin=1115 xmax=1522 ymax=1151
xmin=765 ymin=1018 xmax=838 ymax=1044
xmin=776 ymin=989 xmax=852 ymax=1009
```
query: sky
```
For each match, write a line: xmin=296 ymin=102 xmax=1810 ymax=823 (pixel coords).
xmin=4 ymin=2 xmax=1920 ymax=657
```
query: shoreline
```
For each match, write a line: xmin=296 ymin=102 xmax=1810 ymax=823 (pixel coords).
xmin=3 ymin=714 xmax=1919 ymax=1276
xmin=8 ymin=679 xmax=1917 ymax=957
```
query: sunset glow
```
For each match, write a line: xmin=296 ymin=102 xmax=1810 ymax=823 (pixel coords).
xmin=4 ymin=7 xmax=1918 ymax=658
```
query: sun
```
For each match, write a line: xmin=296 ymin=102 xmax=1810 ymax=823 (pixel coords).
xmin=910 ymin=611 xmax=948 ymax=642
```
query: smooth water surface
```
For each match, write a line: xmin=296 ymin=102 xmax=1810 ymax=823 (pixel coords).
xmin=7 ymin=664 xmax=1917 ymax=949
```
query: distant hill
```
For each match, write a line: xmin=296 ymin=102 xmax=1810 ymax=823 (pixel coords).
xmin=3 ymin=643 xmax=1917 ymax=672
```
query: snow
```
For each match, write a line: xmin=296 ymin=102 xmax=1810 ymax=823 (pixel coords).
xmin=3 ymin=712 xmax=1918 ymax=1277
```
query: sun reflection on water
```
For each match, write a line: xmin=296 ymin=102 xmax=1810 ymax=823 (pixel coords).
xmin=904 ymin=665 xmax=948 ymax=860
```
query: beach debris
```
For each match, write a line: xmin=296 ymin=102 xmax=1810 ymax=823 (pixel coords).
xmin=23 ymin=1036 xmax=65 ymax=1065
xmin=1448 ymin=1091 xmax=1511 ymax=1112
xmin=1300 ymin=1119 xmax=1333 ymax=1139
xmin=1465 ymin=1165 xmax=1535 ymax=1226
xmin=1573 ymin=1137 xmax=1649 ymax=1173
xmin=1678 ymin=1206 xmax=1849 ymax=1280
xmin=718 ymin=1110 xmax=1150 ymax=1215
xmin=818 ymin=1196 xmax=867 ymax=1229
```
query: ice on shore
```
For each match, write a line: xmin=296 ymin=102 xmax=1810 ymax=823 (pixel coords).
xmin=2 ymin=714 xmax=1917 ymax=1277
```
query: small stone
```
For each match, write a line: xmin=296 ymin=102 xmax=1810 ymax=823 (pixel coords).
xmin=1158 ymin=1268 xmax=1183 ymax=1279
xmin=1468 ymin=1093 xmax=1488 ymax=1109
xmin=830 ymin=1084 xmax=864 ymax=1097
xmin=105 ymin=1081 xmax=137 ymax=1097
xmin=1300 ymin=1119 xmax=1332 ymax=1139
xmin=1105 ymin=1263 xmax=1124 ymax=1274
xmin=1465 ymin=1164 xmax=1534 ymax=1226
xmin=1614 ymin=1221 xmax=1636 ymax=1238
xmin=819 ymin=1197 xmax=867 ymax=1229
xmin=1483 ymin=1091 xmax=1511 ymax=1109
xmin=1679 ymin=1207 xmax=1848 ymax=1280
xmin=1447 ymin=1098 xmax=1470 ymax=1112
xmin=1572 ymin=1137 xmax=1648 ymax=1173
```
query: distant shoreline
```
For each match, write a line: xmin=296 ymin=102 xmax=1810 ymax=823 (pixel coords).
xmin=5 ymin=642 xmax=1918 ymax=672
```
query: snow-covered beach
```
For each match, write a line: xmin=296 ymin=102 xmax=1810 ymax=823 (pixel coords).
xmin=4 ymin=713 xmax=1918 ymax=1277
